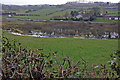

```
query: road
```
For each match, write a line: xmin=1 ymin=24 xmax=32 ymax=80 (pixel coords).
xmin=2 ymin=17 xmax=117 ymax=24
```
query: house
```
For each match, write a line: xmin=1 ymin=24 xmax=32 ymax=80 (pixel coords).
xmin=8 ymin=15 xmax=12 ymax=17
xmin=75 ymin=13 xmax=90 ymax=19
xmin=104 ymin=16 xmax=120 ymax=20
xmin=76 ymin=14 xmax=83 ymax=18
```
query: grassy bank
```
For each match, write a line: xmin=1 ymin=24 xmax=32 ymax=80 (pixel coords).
xmin=93 ymin=17 xmax=119 ymax=22
xmin=3 ymin=31 xmax=118 ymax=65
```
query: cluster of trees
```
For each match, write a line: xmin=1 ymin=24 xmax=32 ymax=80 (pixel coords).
xmin=53 ymin=6 xmax=101 ymax=21
xmin=15 ymin=14 xmax=40 ymax=16
xmin=92 ymin=7 xmax=101 ymax=16
xmin=2 ymin=12 xmax=16 ymax=16
xmin=88 ymin=6 xmax=101 ymax=21
xmin=25 ymin=9 xmax=37 ymax=13
xmin=70 ymin=11 xmax=79 ymax=17
xmin=53 ymin=17 xmax=83 ymax=21
xmin=2 ymin=12 xmax=40 ymax=16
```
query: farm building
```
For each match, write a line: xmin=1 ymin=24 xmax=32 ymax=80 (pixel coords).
xmin=76 ymin=14 xmax=83 ymax=18
xmin=104 ymin=16 xmax=120 ymax=20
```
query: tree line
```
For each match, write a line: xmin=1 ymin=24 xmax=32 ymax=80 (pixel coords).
xmin=2 ymin=19 xmax=118 ymax=39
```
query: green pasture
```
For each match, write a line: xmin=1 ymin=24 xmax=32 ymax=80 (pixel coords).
xmin=27 ymin=8 xmax=63 ymax=14
xmin=93 ymin=17 xmax=119 ymax=22
xmin=105 ymin=9 xmax=118 ymax=14
xmin=106 ymin=14 xmax=119 ymax=16
xmin=12 ymin=8 xmax=79 ymax=20
xmin=13 ymin=8 xmax=64 ymax=20
xmin=3 ymin=31 xmax=118 ymax=65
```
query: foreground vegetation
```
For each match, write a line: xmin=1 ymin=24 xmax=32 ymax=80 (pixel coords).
xmin=2 ymin=37 xmax=120 ymax=79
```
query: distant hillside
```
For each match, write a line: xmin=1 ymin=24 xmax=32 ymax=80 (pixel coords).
xmin=2 ymin=2 xmax=118 ymax=20
xmin=2 ymin=2 xmax=118 ymax=11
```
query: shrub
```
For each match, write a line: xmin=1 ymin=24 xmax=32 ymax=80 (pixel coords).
xmin=109 ymin=50 xmax=120 ymax=78
xmin=2 ymin=37 xmax=82 ymax=79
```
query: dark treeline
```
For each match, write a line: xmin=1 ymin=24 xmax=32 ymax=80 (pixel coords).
xmin=15 ymin=14 xmax=40 ymax=16
xmin=2 ymin=12 xmax=40 ymax=16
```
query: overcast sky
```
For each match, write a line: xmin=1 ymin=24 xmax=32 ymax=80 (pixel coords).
xmin=1 ymin=0 xmax=119 ymax=5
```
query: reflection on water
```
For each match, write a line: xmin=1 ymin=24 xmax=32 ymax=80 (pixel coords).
xmin=10 ymin=31 xmax=118 ymax=40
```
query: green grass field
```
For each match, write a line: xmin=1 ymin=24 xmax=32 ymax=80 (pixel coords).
xmin=3 ymin=31 xmax=118 ymax=65
xmin=93 ymin=17 xmax=119 ymax=22
xmin=5 ymin=6 xmax=118 ymax=22
xmin=106 ymin=14 xmax=119 ymax=16
xmin=12 ymin=8 xmax=79 ymax=20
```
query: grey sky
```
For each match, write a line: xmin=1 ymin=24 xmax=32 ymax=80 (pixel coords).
xmin=1 ymin=0 xmax=119 ymax=5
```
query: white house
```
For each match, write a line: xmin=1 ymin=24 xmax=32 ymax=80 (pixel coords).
xmin=8 ymin=15 xmax=12 ymax=17
xmin=76 ymin=14 xmax=83 ymax=18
